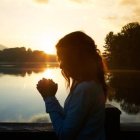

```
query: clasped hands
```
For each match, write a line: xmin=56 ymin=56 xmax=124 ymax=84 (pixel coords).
xmin=36 ymin=78 xmax=58 ymax=99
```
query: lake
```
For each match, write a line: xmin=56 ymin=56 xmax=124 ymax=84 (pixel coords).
xmin=0 ymin=63 xmax=140 ymax=123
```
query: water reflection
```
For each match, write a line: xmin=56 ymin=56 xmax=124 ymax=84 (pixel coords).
xmin=0 ymin=65 xmax=140 ymax=123
xmin=108 ymin=71 xmax=140 ymax=114
xmin=0 ymin=63 xmax=59 ymax=77
xmin=0 ymin=64 xmax=67 ymax=122
xmin=0 ymin=68 xmax=46 ymax=77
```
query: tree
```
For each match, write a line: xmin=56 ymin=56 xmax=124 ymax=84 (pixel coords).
xmin=103 ymin=22 xmax=140 ymax=70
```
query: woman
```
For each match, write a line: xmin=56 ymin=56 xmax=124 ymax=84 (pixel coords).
xmin=37 ymin=31 xmax=107 ymax=140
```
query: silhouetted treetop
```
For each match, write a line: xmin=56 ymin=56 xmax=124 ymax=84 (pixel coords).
xmin=121 ymin=22 xmax=140 ymax=34
xmin=103 ymin=22 xmax=140 ymax=70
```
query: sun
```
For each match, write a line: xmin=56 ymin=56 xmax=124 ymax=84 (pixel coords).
xmin=32 ymin=31 xmax=62 ymax=54
xmin=35 ymin=32 xmax=60 ymax=55
xmin=39 ymin=37 xmax=57 ymax=54
xmin=41 ymin=39 xmax=56 ymax=54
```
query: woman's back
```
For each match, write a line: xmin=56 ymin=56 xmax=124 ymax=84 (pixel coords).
xmin=64 ymin=81 xmax=105 ymax=140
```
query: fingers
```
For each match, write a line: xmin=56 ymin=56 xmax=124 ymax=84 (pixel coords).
xmin=36 ymin=78 xmax=58 ymax=89
xmin=36 ymin=78 xmax=58 ymax=98
xmin=38 ymin=78 xmax=53 ymax=83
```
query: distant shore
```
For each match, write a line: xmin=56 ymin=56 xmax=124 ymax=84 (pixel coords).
xmin=0 ymin=62 xmax=59 ymax=68
xmin=0 ymin=63 xmax=140 ymax=73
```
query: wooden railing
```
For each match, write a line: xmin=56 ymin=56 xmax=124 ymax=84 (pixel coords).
xmin=0 ymin=104 xmax=140 ymax=140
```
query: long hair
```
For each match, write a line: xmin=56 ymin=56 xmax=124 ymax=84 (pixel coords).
xmin=56 ymin=31 xmax=107 ymax=99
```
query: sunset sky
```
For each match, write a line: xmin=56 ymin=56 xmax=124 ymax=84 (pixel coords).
xmin=0 ymin=0 xmax=140 ymax=54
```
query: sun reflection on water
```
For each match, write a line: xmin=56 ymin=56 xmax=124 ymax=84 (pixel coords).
xmin=43 ymin=69 xmax=55 ymax=79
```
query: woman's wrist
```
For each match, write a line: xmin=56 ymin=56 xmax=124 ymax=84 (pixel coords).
xmin=43 ymin=96 xmax=56 ymax=102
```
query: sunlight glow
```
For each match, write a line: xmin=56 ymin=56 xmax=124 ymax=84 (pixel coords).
xmin=39 ymin=39 xmax=56 ymax=54
xmin=36 ymin=34 xmax=57 ymax=54
xmin=43 ymin=69 xmax=55 ymax=79
xmin=0 ymin=0 xmax=139 ymax=54
xmin=33 ymin=31 xmax=63 ymax=54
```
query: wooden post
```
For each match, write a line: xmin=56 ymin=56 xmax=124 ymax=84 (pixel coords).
xmin=105 ymin=104 xmax=121 ymax=140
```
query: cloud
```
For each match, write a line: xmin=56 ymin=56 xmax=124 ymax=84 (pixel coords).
xmin=29 ymin=114 xmax=50 ymax=123
xmin=33 ymin=0 xmax=92 ymax=5
xmin=106 ymin=16 xmax=117 ymax=21
xmin=104 ymin=0 xmax=140 ymax=29
xmin=132 ymin=8 xmax=140 ymax=22
xmin=70 ymin=0 xmax=91 ymax=3
xmin=120 ymin=0 xmax=140 ymax=22
xmin=134 ymin=8 xmax=140 ymax=16
xmin=34 ymin=0 xmax=48 ymax=4
xmin=120 ymin=0 xmax=138 ymax=5
xmin=121 ymin=112 xmax=140 ymax=123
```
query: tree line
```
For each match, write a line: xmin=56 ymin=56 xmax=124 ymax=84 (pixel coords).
xmin=0 ymin=47 xmax=57 ymax=62
xmin=0 ymin=22 xmax=140 ymax=69
xmin=103 ymin=22 xmax=140 ymax=70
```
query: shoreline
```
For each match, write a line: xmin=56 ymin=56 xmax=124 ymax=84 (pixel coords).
xmin=0 ymin=122 xmax=140 ymax=132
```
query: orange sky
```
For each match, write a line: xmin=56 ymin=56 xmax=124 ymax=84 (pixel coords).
xmin=0 ymin=0 xmax=140 ymax=54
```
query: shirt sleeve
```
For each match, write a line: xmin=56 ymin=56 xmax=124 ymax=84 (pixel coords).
xmin=44 ymin=84 xmax=93 ymax=140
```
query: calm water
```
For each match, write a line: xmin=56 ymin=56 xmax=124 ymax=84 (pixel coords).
xmin=0 ymin=64 xmax=140 ymax=123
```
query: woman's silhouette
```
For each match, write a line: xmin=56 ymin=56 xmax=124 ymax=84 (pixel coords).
xmin=37 ymin=31 xmax=107 ymax=140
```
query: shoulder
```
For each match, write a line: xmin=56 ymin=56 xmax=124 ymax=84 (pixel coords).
xmin=75 ymin=81 xmax=101 ymax=93
xmin=67 ymin=81 xmax=104 ymax=108
xmin=71 ymin=81 xmax=102 ymax=99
